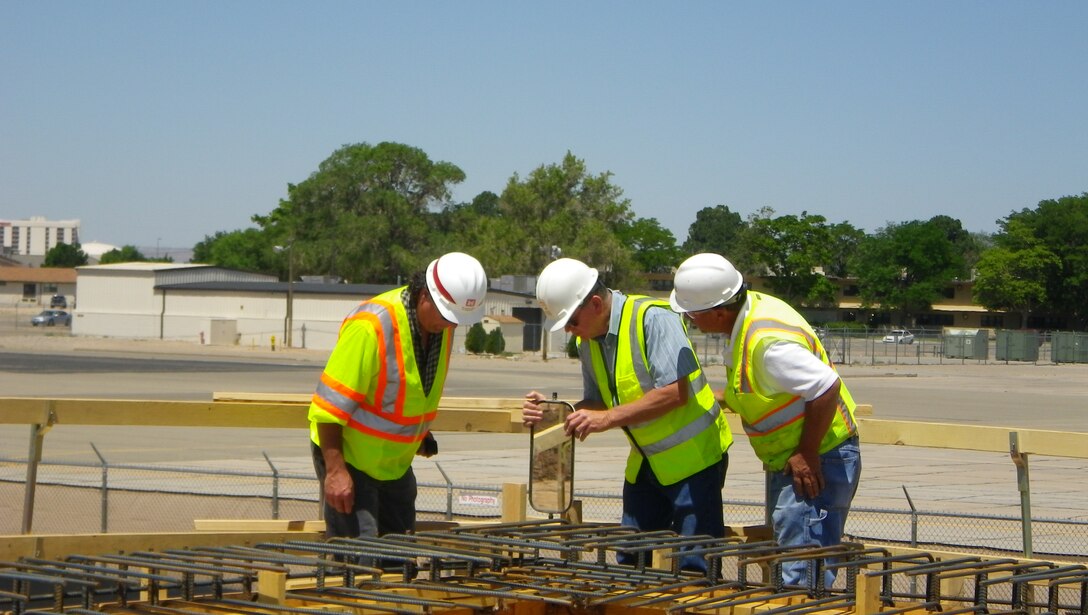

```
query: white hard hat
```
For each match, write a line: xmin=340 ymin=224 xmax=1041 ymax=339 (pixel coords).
xmin=670 ymin=253 xmax=745 ymax=313
xmin=426 ymin=252 xmax=488 ymax=325
xmin=536 ymin=258 xmax=600 ymax=332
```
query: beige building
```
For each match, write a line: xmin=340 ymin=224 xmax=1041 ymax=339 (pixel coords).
xmin=0 ymin=217 xmax=81 ymax=258
xmin=0 ymin=266 xmax=77 ymax=308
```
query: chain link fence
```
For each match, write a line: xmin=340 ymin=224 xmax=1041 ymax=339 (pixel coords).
xmin=689 ymin=327 xmax=1088 ymax=367
xmin=4 ymin=456 xmax=1086 ymax=561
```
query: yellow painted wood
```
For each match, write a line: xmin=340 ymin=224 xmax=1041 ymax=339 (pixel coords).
xmin=4 ymin=397 xmax=1088 ymax=457
xmin=0 ymin=531 xmax=323 ymax=561
xmin=501 ymin=482 xmax=527 ymax=522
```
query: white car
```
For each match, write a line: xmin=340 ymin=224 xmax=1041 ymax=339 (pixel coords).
xmin=882 ymin=329 xmax=915 ymax=344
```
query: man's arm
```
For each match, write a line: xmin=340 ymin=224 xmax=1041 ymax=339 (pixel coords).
xmin=784 ymin=378 xmax=840 ymax=499
xmin=564 ymin=378 xmax=687 ymax=441
xmin=317 ymin=422 xmax=355 ymax=514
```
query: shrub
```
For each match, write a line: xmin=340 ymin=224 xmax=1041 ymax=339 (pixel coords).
xmin=566 ymin=335 xmax=580 ymax=358
xmin=485 ymin=328 xmax=506 ymax=355
xmin=465 ymin=323 xmax=487 ymax=354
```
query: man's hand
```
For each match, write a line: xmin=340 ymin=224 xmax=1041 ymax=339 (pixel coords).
xmin=323 ymin=464 xmax=355 ymax=514
xmin=522 ymin=391 xmax=547 ymax=427
xmin=564 ymin=409 xmax=612 ymax=441
xmin=416 ymin=432 xmax=438 ymax=457
xmin=783 ymin=449 xmax=824 ymax=500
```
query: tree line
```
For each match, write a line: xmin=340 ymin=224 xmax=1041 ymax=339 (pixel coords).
xmin=44 ymin=141 xmax=1088 ymax=329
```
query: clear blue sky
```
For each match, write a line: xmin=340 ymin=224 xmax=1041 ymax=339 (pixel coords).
xmin=3 ymin=2 xmax=1085 ymax=251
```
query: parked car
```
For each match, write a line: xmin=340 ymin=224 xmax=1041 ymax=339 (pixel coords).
xmin=31 ymin=310 xmax=71 ymax=327
xmin=882 ymin=329 xmax=915 ymax=344
xmin=49 ymin=294 xmax=67 ymax=308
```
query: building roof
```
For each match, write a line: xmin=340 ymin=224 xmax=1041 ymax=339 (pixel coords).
xmin=0 ymin=266 xmax=77 ymax=283
xmin=483 ymin=314 xmax=525 ymax=324
xmin=156 ymin=281 xmax=399 ymax=296
xmin=78 ymin=262 xmax=213 ymax=272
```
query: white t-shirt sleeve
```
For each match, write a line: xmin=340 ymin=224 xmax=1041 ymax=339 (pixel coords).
xmin=755 ymin=341 xmax=839 ymax=401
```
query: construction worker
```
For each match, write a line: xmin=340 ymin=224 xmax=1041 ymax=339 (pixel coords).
xmin=523 ymin=258 xmax=733 ymax=573
xmin=670 ymin=253 xmax=861 ymax=588
xmin=309 ymin=252 xmax=488 ymax=538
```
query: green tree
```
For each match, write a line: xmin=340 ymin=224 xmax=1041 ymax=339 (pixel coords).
xmin=464 ymin=322 xmax=487 ymax=354
xmin=43 ymin=242 xmax=88 ymax=267
xmin=682 ymin=205 xmax=744 ymax=253
xmin=825 ymin=222 xmax=865 ymax=278
xmin=98 ymin=245 xmax=148 ymax=264
xmin=987 ymin=193 xmax=1088 ymax=328
xmin=496 ymin=152 xmax=637 ymax=285
xmin=972 ymin=220 xmax=1059 ymax=327
xmin=746 ymin=210 xmax=837 ymax=306
xmin=192 ymin=229 xmax=281 ymax=275
xmin=485 ymin=327 xmax=506 ymax=354
xmin=616 ymin=217 xmax=682 ymax=273
xmin=256 ymin=142 xmax=466 ymax=283
xmin=852 ymin=217 xmax=968 ymax=324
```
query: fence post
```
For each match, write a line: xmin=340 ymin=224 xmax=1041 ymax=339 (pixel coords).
xmin=21 ymin=402 xmax=56 ymax=534
xmin=902 ymin=486 xmax=919 ymax=597
xmin=434 ymin=461 xmax=454 ymax=521
xmin=90 ymin=443 xmax=109 ymax=533
xmin=1009 ymin=432 xmax=1033 ymax=557
xmin=263 ymin=452 xmax=280 ymax=520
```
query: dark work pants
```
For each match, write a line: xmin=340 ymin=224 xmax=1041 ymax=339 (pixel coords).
xmin=311 ymin=442 xmax=417 ymax=538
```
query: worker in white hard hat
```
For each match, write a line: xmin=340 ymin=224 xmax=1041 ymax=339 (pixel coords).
xmin=524 ymin=257 xmax=733 ymax=573
xmin=308 ymin=252 xmax=488 ymax=540
xmin=671 ymin=252 xmax=861 ymax=589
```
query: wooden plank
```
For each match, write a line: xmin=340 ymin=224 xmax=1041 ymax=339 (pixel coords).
xmin=858 ymin=418 xmax=1088 ymax=458
xmin=194 ymin=519 xmax=324 ymax=532
xmin=432 ymin=408 xmax=525 ymax=433
xmin=0 ymin=531 xmax=323 ymax=561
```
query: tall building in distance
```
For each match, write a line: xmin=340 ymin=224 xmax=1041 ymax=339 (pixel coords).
xmin=0 ymin=216 xmax=81 ymax=257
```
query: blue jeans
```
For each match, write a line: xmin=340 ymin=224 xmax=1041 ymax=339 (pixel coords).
xmin=619 ymin=454 xmax=728 ymax=573
xmin=769 ymin=436 xmax=861 ymax=588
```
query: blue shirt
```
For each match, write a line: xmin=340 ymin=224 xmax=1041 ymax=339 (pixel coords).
xmin=580 ymin=290 xmax=699 ymax=405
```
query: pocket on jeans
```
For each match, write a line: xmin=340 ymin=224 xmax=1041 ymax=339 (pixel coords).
xmin=806 ymin=508 xmax=828 ymax=526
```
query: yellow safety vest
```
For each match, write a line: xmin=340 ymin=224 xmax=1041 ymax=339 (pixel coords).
xmin=723 ymin=292 xmax=858 ymax=471
xmin=308 ymin=288 xmax=451 ymax=480
xmin=583 ymin=294 xmax=733 ymax=486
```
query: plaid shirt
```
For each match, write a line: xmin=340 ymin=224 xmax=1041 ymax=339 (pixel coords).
xmin=402 ymin=288 xmax=443 ymax=396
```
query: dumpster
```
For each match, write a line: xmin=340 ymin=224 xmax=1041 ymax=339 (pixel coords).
xmin=1052 ymin=331 xmax=1088 ymax=364
xmin=995 ymin=330 xmax=1039 ymax=362
xmin=943 ymin=328 xmax=989 ymax=360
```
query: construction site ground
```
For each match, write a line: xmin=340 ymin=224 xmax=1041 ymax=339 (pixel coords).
xmin=2 ymin=318 xmax=1088 ymax=549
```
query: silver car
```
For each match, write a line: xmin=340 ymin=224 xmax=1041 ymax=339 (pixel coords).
xmin=31 ymin=310 xmax=71 ymax=327
xmin=882 ymin=329 xmax=915 ymax=344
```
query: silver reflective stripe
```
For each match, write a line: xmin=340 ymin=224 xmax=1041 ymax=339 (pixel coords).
xmin=347 ymin=300 xmax=402 ymax=413
xmin=315 ymin=380 xmax=363 ymax=415
xmin=349 ymin=411 xmax=428 ymax=439
xmin=640 ymin=403 xmax=721 ymax=456
xmin=314 ymin=380 xmax=428 ymax=438
xmin=626 ymin=296 xmax=656 ymax=392
xmin=744 ymin=396 xmax=805 ymax=435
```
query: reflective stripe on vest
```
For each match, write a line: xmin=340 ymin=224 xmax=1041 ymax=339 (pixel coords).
xmin=309 ymin=288 xmax=450 ymax=479
xmin=725 ymin=292 xmax=857 ymax=470
xmin=583 ymin=294 xmax=731 ymax=485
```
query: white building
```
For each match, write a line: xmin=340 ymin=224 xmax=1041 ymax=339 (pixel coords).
xmin=0 ymin=217 xmax=81 ymax=257
xmin=74 ymin=263 xmax=547 ymax=353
